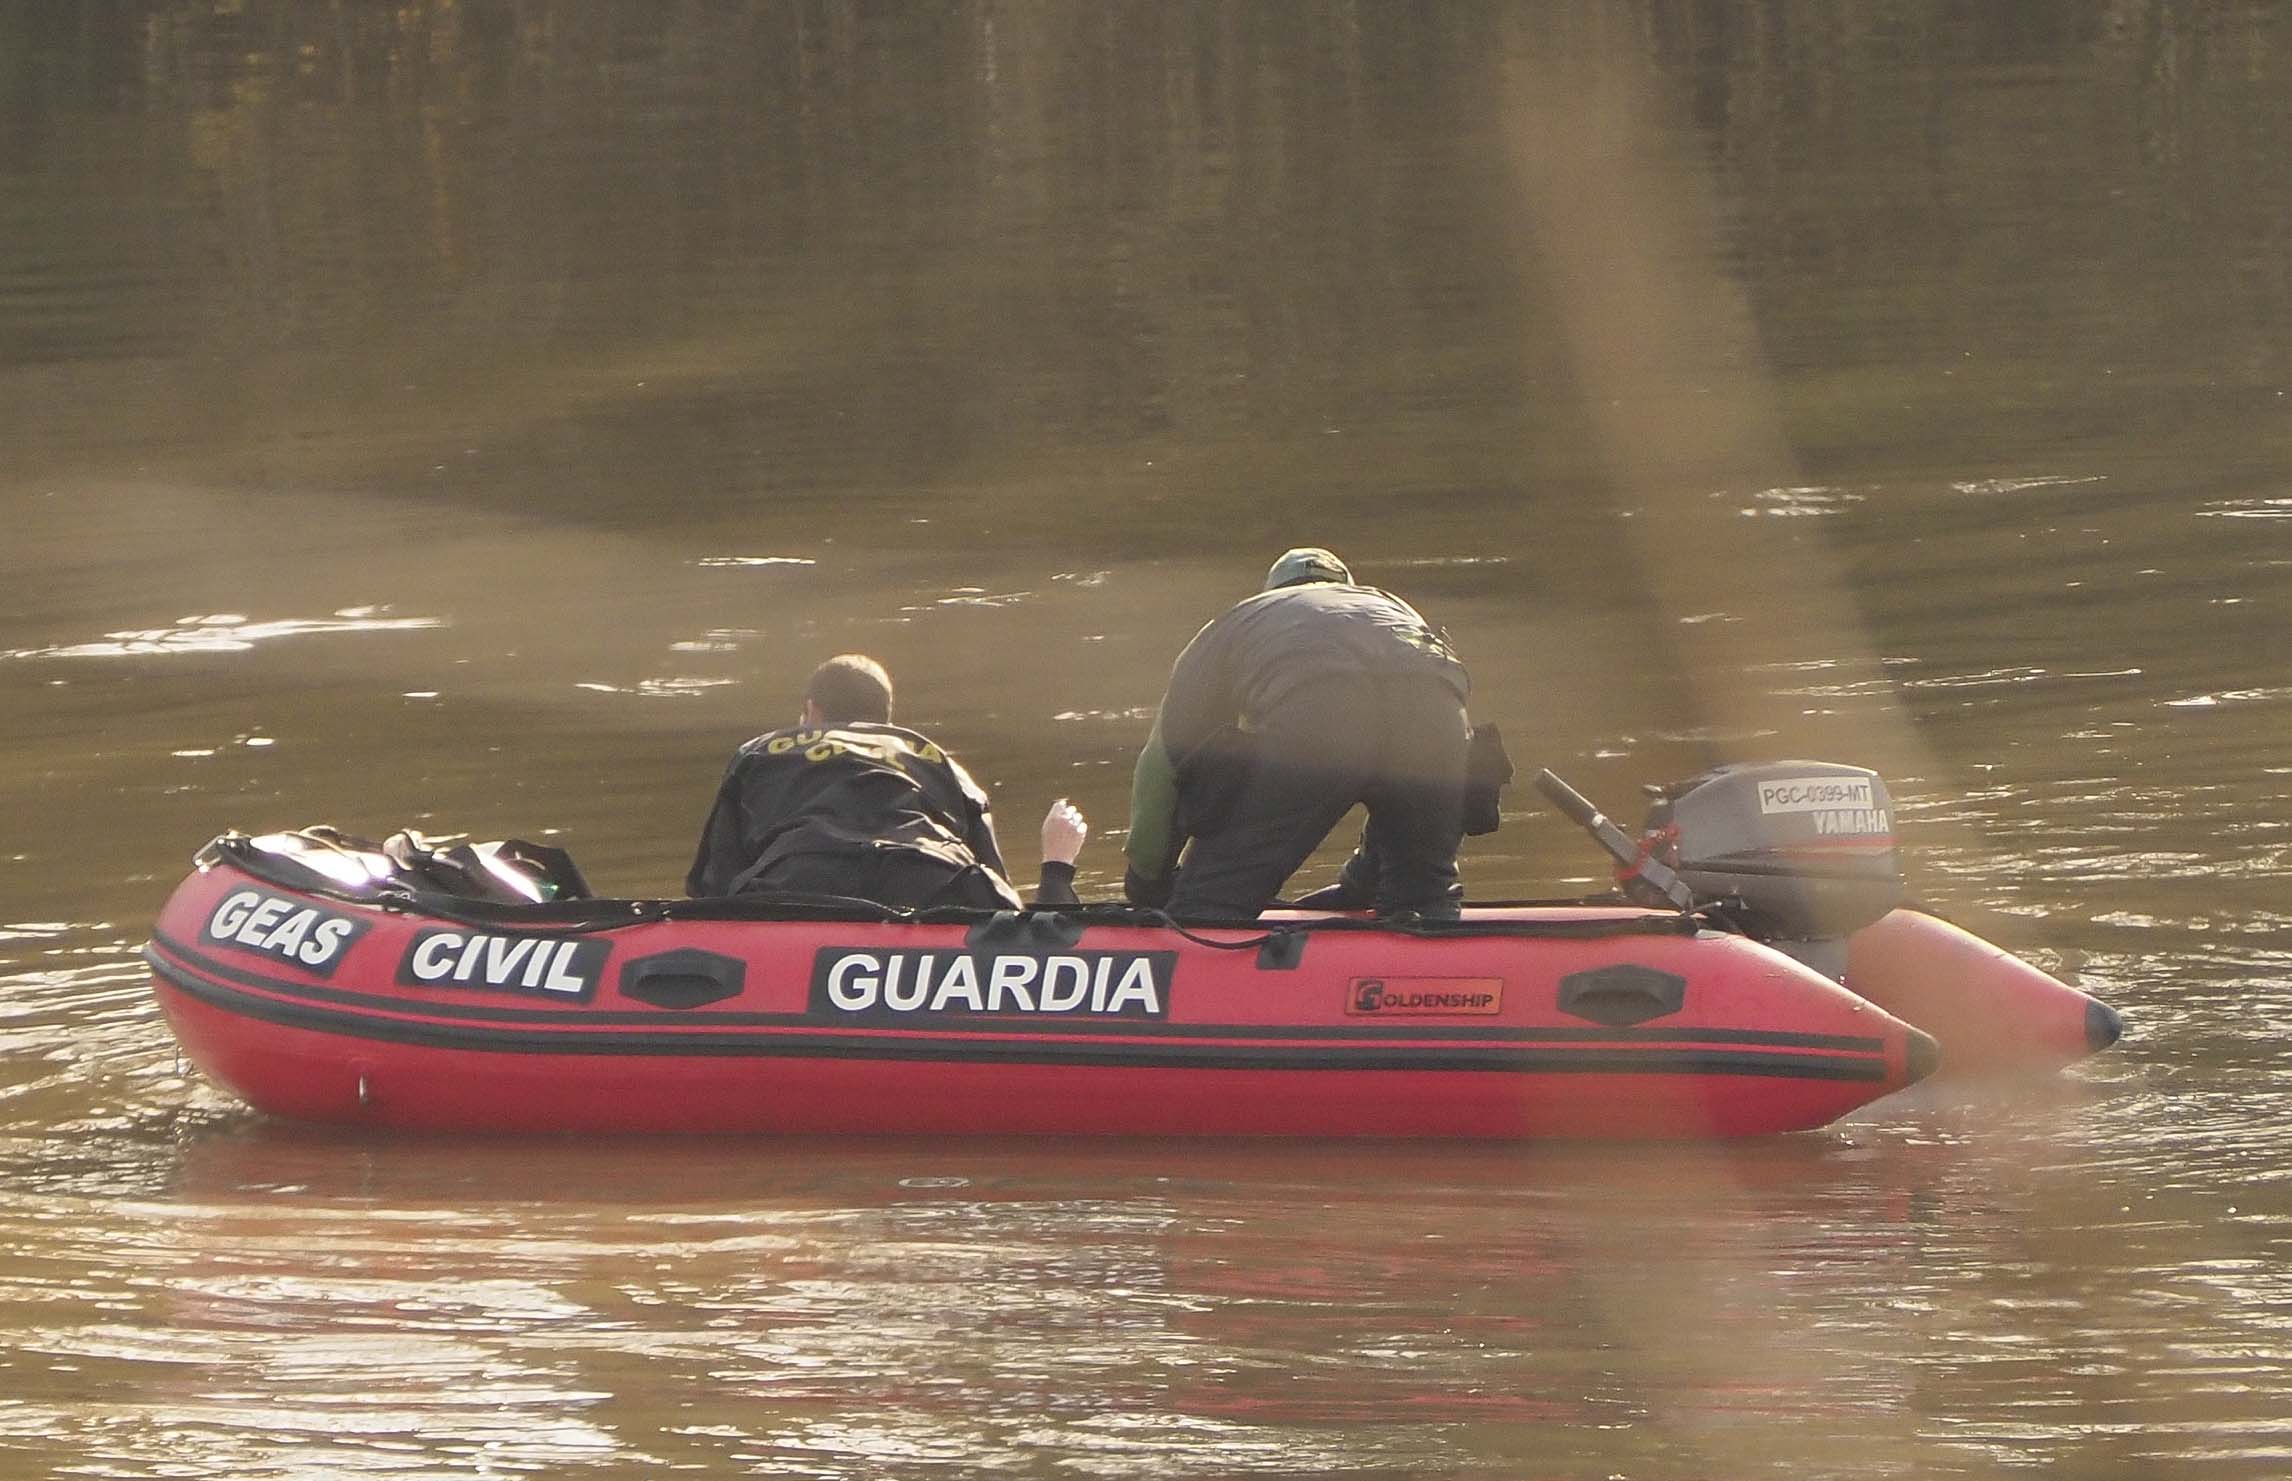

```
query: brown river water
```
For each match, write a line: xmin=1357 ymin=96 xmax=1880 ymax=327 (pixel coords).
xmin=5 ymin=3 xmax=2292 ymax=1477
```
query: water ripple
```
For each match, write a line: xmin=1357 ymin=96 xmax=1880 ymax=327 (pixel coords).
xmin=4 ymin=611 xmax=442 ymax=662
xmin=2196 ymin=498 xmax=2292 ymax=520
xmin=1949 ymin=475 xmax=2109 ymax=496
xmin=1733 ymin=484 xmax=1869 ymax=517
xmin=2163 ymin=687 xmax=2292 ymax=709
xmin=573 ymin=677 xmax=737 ymax=699
xmin=908 ymin=588 xmax=1037 ymax=611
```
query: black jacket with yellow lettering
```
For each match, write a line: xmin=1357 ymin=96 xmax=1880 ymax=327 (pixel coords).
xmin=686 ymin=722 xmax=1014 ymax=900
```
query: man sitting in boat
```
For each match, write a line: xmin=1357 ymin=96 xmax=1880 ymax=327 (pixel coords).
xmin=688 ymin=654 xmax=1083 ymax=909
xmin=1124 ymin=547 xmax=1472 ymax=920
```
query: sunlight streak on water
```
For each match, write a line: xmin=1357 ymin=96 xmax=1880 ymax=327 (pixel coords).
xmin=572 ymin=677 xmax=738 ymax=699
xmin=2196 ymin=499 xmax=2292 ymax=520
xmin=1734 ymin=484 xmax=1869 ymax=517
xmin=2163 ymin=688 xmax=2292 ymax=708
xmin=1949 ymin=475 xmax=2109 ymax=497
xmin=5 ymin=613 xmax=444 ymax=662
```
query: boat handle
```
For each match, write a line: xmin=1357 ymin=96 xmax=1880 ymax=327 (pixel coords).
xmin=1556 ymin=964 xmax=1687 ymax=1027
xmin=964 ymin=912 xmax=1086 ymax=950
xmin=619 ymin=949 xmax=746 ymax=1009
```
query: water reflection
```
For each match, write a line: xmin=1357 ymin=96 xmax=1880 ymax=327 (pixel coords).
xmin=2164 ymin=688 xmax=2292 ymax=709
xmin=2197 ymin=499 xmax=2292 ymax=521
xmin=1950 ymin=476 xmax=2111 ymax=498
xmin=45 ymin=1120 xmax=2209 ymax=1478
xmin=5 ymin=611 xmax=443 ymax=662
xmin=571 ymin=677 xmax=737 ymax=700
xmin=1737 ymin=484 xmax=1868 ymax=517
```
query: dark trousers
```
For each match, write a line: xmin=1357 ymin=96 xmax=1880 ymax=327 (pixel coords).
xmin=1167 ymin=673 xmax=1468 ymax=920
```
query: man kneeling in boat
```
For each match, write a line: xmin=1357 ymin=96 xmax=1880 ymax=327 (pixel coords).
xmin=1125 ymin=547 xmax=1472 ymax=921
xmin=687 ymin=654 xmax=1083 ymax=909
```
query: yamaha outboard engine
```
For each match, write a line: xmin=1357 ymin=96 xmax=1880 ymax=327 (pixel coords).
xmin=1535 ymin=760 xmax=1905 ymax=982
xmin=1638 ymin=761 xmax=1904 ymax=980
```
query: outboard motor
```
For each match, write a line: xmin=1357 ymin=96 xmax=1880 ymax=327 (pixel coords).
xmin=1634 ymin=761 xmax=1904 ymax=980
xmin=1534 ymin=760 xmax=1905 ymax=982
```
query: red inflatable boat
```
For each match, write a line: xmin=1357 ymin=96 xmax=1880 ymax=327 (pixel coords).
xmin=141 ymin=761 xmax=2118 ymax=1139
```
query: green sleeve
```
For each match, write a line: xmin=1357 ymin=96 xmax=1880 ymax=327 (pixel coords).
xmin=1124 ymin=713 xmax=1183 ymax=880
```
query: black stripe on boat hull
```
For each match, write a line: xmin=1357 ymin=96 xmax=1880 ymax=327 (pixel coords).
xmin=146 ymin=932 xmax=1886 ymax=1053
xmin=147 ymin=949 xmax=1890 ymax=1083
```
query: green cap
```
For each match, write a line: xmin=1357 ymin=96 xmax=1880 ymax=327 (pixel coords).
xmin=1262 ymin=547 xmax=1352 ymax=590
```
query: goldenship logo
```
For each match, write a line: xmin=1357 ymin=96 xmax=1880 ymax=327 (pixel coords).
xmin=1346 ymin=977 xmax=1504 ymax=1016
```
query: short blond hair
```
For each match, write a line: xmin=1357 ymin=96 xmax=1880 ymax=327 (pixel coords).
xmin=805 ymin=654 xmax=894 ymax=724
